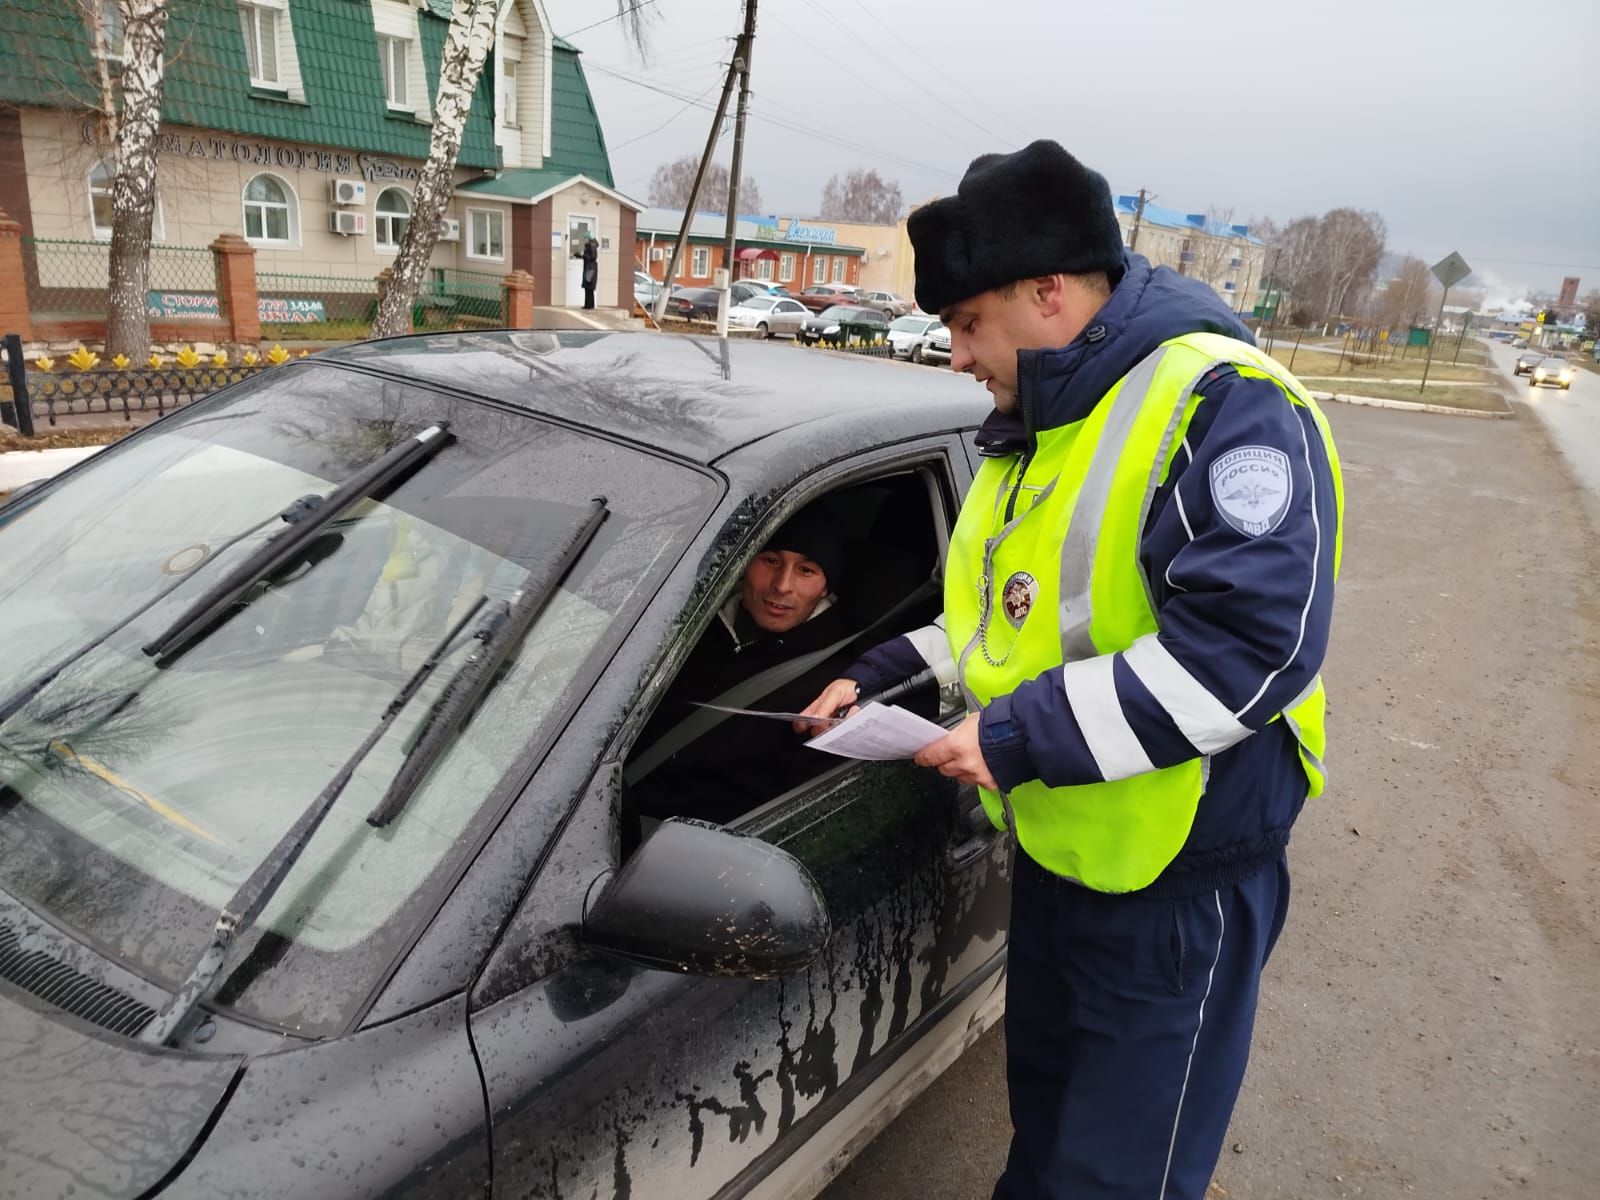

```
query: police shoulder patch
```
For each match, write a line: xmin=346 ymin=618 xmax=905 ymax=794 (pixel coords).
xmin=1209 ymin=445 xmax=1292 ymax=538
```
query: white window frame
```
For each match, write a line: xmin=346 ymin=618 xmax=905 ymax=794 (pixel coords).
xmin=242 ymin=172 xmax=297 ymax=247
xmin=779 ymin=252 xmax=794 ymax=283
xmin=95 ymin=0 xmax=125 ymax=62
xmin=378 ymin=33 xmax=411 ymax=109
xmin=501 ymin=58 xmax=518 ymax=128
xmin=465 ymin=207 xmax=505 ymax=262
xmin=373 ymin=185 xmax=412 ymax=253
xmin=691 ymin=246 xmax=709 ymax=277
xmin=87 ymin=160 xmax=163 ymax=242
xmin=239 ymin=0 xmax=285 ymax=88
xmin=757 ymin=257 xmax=773 ymax=281
xmin=812 ymin=255 xmax=826 ymax=284
xmin=832 ymin=256 xmax=846 ymax=283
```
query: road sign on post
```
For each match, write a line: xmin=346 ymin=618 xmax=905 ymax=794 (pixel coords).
xmin=1421 ymin=251 xmax=1472 ymax=395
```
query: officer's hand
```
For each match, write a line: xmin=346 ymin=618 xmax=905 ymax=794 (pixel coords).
xmin=913 ymin=714 xmax=998 ymax=790
xmin=794 ymin=678 xmax=860 ymax=734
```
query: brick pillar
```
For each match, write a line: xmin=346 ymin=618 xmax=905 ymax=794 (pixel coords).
xmin=502 ymin=270 xmax=535 ymax=329
xmin=210 ymin=233 xmax=258 ymax=344
xmin=0 ymin=210 xmax=33 ymax=341
xmin=375 ymin=268 xmax=413 ymax=333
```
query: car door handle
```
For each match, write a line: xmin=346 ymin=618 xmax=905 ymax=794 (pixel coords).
xmin=945 ymin=786 xmax=1001 ymax=872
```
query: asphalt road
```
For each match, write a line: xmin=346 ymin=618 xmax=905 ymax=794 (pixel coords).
xmin=1485 ymin=341 xmax=1600 ymax=508
xmin=822 ymin=397 xmax=1600 ymax=1199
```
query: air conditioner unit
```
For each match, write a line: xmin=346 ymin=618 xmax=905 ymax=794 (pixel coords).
xmin=330 ymin=178 xmax=367 ymax=206
xmin=329 ymin=210 xmax=367 ymax=236
xmin=650 ymin=247 xmax=665 ymax=261
xmin=437 ymin=218 xmax=461 ymax=242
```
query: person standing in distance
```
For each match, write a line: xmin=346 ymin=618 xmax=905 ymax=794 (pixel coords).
xmin=800 ymin=140 xmax=1344 ymax=1200
xmin=581 ymin=237 xmax=599 ymax=310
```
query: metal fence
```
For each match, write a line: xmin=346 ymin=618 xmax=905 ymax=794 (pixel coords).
xmin=24 ymin=238 xmax=219 ymax=319
xmin=415 ymin=268 xmax=506 ymax=333
xmin=257 ymin=271 xmax=379 ymax=341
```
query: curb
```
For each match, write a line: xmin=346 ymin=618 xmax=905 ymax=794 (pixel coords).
xmin=1309 ymin=389 xmax=1513 ymax=420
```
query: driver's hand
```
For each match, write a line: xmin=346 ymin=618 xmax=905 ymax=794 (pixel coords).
xmin=794 ymin=678 xmax=861 ymax=734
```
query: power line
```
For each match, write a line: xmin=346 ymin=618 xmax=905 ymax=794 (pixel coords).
xmin=796 ymin=0 xmax=1022 ymax=152
xmin=586 ymin=62 xmax=961 ymax=181
xmin=557 ymin=0 xmax=661 ymax=42
xmin=608 ymin=79 xmax=724 ymax=150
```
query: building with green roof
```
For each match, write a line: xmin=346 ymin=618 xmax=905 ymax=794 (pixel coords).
xmin=0 ymin=0 xmax=641 ymax=310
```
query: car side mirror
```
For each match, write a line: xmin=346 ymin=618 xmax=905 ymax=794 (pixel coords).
xmin=583 ymin=817 xmax=829 ymax=979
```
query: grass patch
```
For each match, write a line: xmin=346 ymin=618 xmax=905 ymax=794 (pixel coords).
xmin=1271 ymin=344 xmax=1487 ymax=383
xmin=1318 ymin=379 xmax=1512 ymax=412
xmin=1 ymin=425 xmax=133 ymax=452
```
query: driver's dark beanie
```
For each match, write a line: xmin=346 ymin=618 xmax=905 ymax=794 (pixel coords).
xmin=908 ymin=139 xmax=1125 ymax=314
xmin=765 ymin=510 xmax=843 ymax=594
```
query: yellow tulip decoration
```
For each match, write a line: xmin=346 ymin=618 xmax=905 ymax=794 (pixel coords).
xmin=298 ymin=350 xmax=308 ymax=358
xmin=241 ymin=350 xmax=260 ymax=366
xmin=211 ymin=351 xmax=228 ymax=367
xmin=266 ymin=344 xmax=290 ymax=365
xmin=111 ymin=353 xmax=130 ymax=370
xmin=147 ymin=353 xmax=164 ymax=369
xmin=67 ymin=346 xmax=100 ymax=371
xmin=34 ymin=356 xmax=55 ymax=372
xmin=175 ymin=346 xmax=201 ymax=369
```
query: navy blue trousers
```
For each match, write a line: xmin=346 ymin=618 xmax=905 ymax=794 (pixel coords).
xmin=994 ymin=851 xmax=1291 ymax=1200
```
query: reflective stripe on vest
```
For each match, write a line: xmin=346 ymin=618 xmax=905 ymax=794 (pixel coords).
xmin=944 ymin=331 xmax=1342 ymax=891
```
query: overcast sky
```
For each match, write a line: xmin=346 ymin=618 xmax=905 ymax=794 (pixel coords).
xmin=542 ymin=0 xmax=1598 ymax=299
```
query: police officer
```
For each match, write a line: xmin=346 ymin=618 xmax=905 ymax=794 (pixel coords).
xmin=801 ymin=140 xmax=1344 ymax=1199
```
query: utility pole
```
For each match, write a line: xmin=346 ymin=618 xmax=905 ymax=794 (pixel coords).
xmin=717 ymin=0 xmax=757 ymax=338
xmin=653 ymin=29 xmax=743 ymax=323
xmin=1418 ymin=284 xmax=1451 ymax=395
xmin=1128 ymin=188 xmax=1151 ymax=252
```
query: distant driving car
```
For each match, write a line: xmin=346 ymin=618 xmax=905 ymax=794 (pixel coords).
xmin=886 ymin=315 xmax=944 ymax=362
xmin=796 ymin=304 xmax=889 ymax=346
xmin=0 ymin=330 xmax=1005 ymax=1200
xmin=922 ymin=323 xmax=952 ymax=366
xmin=1529 ymin=355 xmax=1574 ymax=390
xmin=726 ymin=294 xmax=810 ymax=338
xmin=1513 ymin=349 xmax=1545 ymax=375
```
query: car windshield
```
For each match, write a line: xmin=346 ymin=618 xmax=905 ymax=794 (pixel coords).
xmin=818 ymin=305 xmax=865 ymax=320
xmin=1540 ymin=356 xmax=1565 ymax=364
xmin=889 ymin=316 xmax=929 ymax=332
xmin=0 ymin=364 xmax=717 ymax=1035
xmin=740 ymin=297 xmax=779 ymax=311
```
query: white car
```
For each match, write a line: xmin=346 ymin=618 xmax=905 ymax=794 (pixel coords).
xmin=922 ymin=324 xmax=952 ymax=366
xmin=860 ymin=290 xmax=912 ymax=319
xmin=633 ymin=270 xmax=664 ymax=310
xmin=726 ymin=295 xmax=811 ymax=338
xmin=886 ymin=315 xmax=944 ymax=362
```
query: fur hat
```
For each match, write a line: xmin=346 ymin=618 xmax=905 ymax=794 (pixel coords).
xmin=908 ymin=139 xmax=1124 ymax=314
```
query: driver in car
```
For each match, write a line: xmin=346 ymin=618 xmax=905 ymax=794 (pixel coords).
xmin=626 ymin=509 xmax=853 ymax=836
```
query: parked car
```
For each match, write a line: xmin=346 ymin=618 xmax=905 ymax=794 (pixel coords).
xmin=727 ymin=294 xmax=811 ymax=338
xmin=859 ymin=290 xmax=912 ymax=319
xmin=0 ymin=330 xmax=1004 ymax=1200
xmin=633 ymin=269 xmax=664 ymax=310
xmin=1529 ymin=355 xmax=1574 ymax=390
xmin=730 ymin=280 xmax=784 ymax=306
xmin=662 ymin=287 xmax=722 ymax=319
xmin=886 ymin=315 xmax=944 ymax=362
xmin=923 ymin=323 xmax=952 ymax=366
xmin=1513 ymin=349 xmax=1545 ymax=376
xmin=797 ymin=304 xmax=890 ymax=346
xmin=796 ymin=283 xmax=862 ymax=314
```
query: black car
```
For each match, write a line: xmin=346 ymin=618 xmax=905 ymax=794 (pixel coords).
xmin=0 ymin=330 xmax=1007 ymax=1199
xmin=796 ymin=304 xmax=890 ymax=346
xmin=663 ymin=286 xmax=722 ymax=319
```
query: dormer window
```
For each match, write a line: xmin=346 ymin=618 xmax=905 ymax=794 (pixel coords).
xmin=96 ymin=0 xmax=125 ymax=62
xmin=239 ymin=0 xmax=284 ymax=88
xmin=378 ymin=34 xmax=410 ymax=108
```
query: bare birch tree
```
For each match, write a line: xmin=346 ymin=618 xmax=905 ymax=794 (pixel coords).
xmin=371 ymin=0 xmax=498 ymax=339
xmin=1308 ymin=208 xmax=1385 ymax=333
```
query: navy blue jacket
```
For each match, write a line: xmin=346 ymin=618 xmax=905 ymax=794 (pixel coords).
xmin=847 ymin=253 xmax=1341 ymax=895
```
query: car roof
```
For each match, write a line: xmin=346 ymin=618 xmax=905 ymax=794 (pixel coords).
xmin=322 ymin=330 xmax=988 ymax=465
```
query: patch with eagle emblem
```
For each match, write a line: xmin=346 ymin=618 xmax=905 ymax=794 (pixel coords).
xmin=1209 ymin=445 xmax=1292 ymax=537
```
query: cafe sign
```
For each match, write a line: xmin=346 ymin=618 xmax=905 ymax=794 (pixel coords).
xmin=147 ymin=292 xmax=327 ymax=322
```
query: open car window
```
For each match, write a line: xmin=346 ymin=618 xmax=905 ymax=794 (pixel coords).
xmin=621 ymin=464 xmax=955 ymax=851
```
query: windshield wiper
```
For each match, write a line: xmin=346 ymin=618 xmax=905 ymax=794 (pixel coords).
xmin=141 ymin=423 xmax=452 ymax=665
xmin=138 ymin=592 xmax=489 ymax=1047
xmin=366 ymin=495 xmax=610 ymax=828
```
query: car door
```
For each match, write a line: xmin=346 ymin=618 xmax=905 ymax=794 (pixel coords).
xmin=468 ymin=441 xmax=1009 ymax=1200
xmin=775 ymin=299 xmax=807 ymax=336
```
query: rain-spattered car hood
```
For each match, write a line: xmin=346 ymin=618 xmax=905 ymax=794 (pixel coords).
xmin=0 ymin=986 xmax=242 ymax=1198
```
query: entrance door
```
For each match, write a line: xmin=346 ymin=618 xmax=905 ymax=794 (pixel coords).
xmin=566 ymin=214 xmax=599 ymax=307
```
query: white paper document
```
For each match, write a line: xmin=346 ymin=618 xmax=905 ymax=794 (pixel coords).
xmin=804 ymin=702 xmax=949 ymax=761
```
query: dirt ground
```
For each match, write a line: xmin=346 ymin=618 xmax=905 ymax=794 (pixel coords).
xmin=822 ymin=399 xmax=1600 ymax=1199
